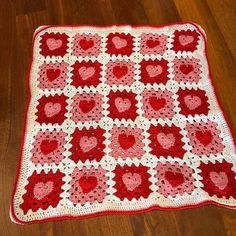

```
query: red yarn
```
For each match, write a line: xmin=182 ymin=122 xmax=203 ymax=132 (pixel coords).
xmin=106 ymin=32 xmax=134 ymax=56
xmin=71 ymin=60 xmax=102 ymax=87
xmin=20 ymin=170 xmax=65 ymax=213
xmin=140 ymin=59 xmax=169 ymax=85
xmin=199 ymin=161 xmax=236 ymax=199
xmin=113 ymin=164 xmax=152 ymax=200
xmin=69 ymin=127 xmax=105 ymax=163
xmin=107 ymin=91 xmax=138 ymax=120
xmin=148 ymin=124 xmax=186 ymax=158
xmin=39 ymin=32 xmax=68 ymax=57
xmin=36 ymin=94 xmax=68 ymax=125
xmin=177 ymin=88 xmax=209 ymax=116
xmin=172 ymin=30 xmax=199 ymax=52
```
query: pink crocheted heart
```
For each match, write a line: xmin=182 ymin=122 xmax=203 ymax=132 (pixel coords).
xmin=146 ymin=65 xmax=162 ymax=77
xmin=79 ymin=66 xmax=95 ymax=80
xmin=115 ymin=97 xmax=131 ymax=113
xmin=79 ymin=136 xmax=97 ymax=153
xmin=184 ymin=95 xmax=202 ymax=110
xmin=210 ymin=172 xmax=228 ymax=190
xmin=33 ymin=181 xmax=53 ymax=200
xmin=179 ymin=35 xmax=194 ymax=46
xmin=112 ymin=36 xmax=127 ymax=49
xmin=122 ymin=173 xmax=142 ymax=191
xmin=46 ymin=38 xmax=62 ymax=51
xmin=157 ymin=133 xmax=175 ymax=149
xmin=44 ymin=102 xmax=61 ymax=117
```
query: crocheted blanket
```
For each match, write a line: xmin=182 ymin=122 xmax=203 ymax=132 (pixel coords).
xmin=11 ymin=23 xmax=236 ymax=224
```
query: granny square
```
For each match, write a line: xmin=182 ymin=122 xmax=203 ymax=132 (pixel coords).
xmin=11 ymin=23 xmax=236 ymax=224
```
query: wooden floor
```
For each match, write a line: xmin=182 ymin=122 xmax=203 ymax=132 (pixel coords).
xmin=1 ymin=0 xmax=236 ymax=235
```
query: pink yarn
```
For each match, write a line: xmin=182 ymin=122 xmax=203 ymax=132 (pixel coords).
xmin=141 ymin=89 xmax=175 ymax=119
xmin=109 ymin=125 xmax=144 ymax=159
xmin=155 ymin=162 xmax=195 ymax=197
xmin=31 ymin=130 xmax=66 ymax=165
xmin=186 ymin=121 xmax=224 ymax=155
xmin=71 ymin=92 xmax=103 ymax=122
xmin=37 ymin=62 xmax=69 ymax=89
xmin=69 ymin=167 xmax=107 ymax=205
xmin=140 ymin=33 xmax=168 ymax=56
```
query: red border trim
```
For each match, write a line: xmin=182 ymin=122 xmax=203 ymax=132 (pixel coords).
xmin=10 ymin=22 xmax=236 ymax=225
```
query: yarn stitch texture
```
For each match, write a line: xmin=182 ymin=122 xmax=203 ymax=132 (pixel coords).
xmin=11 ymin=23 xmax=236 ymax=224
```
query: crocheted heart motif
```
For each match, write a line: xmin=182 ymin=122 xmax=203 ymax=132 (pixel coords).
xmin=44 ymin=102 xmax=61 ymax=117
xmin=184 ymin=95 xmax=202 ymax=110
xmin=165 ymin=171 xmax=184 ymax=187
xmin=210 ymin=172 xmax=228 ymax=190
xmin=79 ymin=176 xmax=98 ymax=193
xmin=146 ymin=39 xmax=160 ymax=48
xmin=149 ymin=97 xmax=166 ymax=111
xmin=179 ymin=64 xmax=193 ymax=75
xmin=79 ymin=66 xmax=95 ymax=80
xmin=195 ymin=130 xmax=213 ymax=146
xmin=79 ymin=136 xmax=97 ymax=153
xmin=157 ymin=133 xmax=175 ymax=149
xmin=79 ymin=100 xmax=95 ymax=113
xmin=46 ymin=38 xmax=62 ymax=50
xmin=113 ymin=65 xmax=128 ymax=79
xmin=146 ymin=65 xmax=162 ymax=77
xmin=179 ymin=35 xmax=194 ymax=46
xmin=122 ymin=173 xmax=142 ymax=191
xmin=118 ymin=133 xmax=136 ymax=150
xmin=115 ymin=97 xmax=131 ymax=113
xmin=46 ymin=69 xmax=61 ymax=82
xmin=40 ymin=140 xmax=58 ymax=155
xmin=112 ymin=36 xmax=127 ymax=49
xmin=79 ymin=39 xmax=94 ymax=50
xmin=33 ymin=181 xmax=53 ymax=200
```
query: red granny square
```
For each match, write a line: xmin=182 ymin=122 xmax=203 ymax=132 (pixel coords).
xmin=71 ymin=60 xmax=102 ymax=87
xmin=108 ymin=91 xmax=138 ymax=120
xmin=140 ymin=59 xmax=169 ymax=85
xmin=69 ymin=127 xmax=105 ymax=163
xmin=11 ymin=23 xmax=236 ymax=224
xmin=36 ymin=94 xmax=68 ymax=125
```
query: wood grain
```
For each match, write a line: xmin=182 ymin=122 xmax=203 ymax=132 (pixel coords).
xmin=0 ymin=0 xmax=235 ymax=235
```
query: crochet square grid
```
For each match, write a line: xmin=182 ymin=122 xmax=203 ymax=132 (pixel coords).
xmin=11 ymin=23 xmax=236 ymax=224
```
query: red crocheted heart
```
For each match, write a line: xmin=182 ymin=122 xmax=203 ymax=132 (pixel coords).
xmin=149 ymin=97 xmax=166 ymax=111
xmin=79 ymin=100 xmax=95 ymax=113
xmin=40 ymin=140 xmax=58 ymax=155
xmin=46 ymin=69 xmax=61 ymax=82
xmin=79 ymin=39 xmax=94 ymax=50
xmin=179 ymin=64 xmax=193 ymax=75
xmin=165 ymin=171 xmax=184 ymax=187
xmin=118 ymin=133 xmax=136 ymax=150
xmin=195 ymin=130 xmax=213 ymax=146
xmin=146 ymin=39 xmax=160 ymax=48
xmin=113 ymin=66 xmax=128 ymax=79
xmin=79 ymin=176 xmax=98 ymax=193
